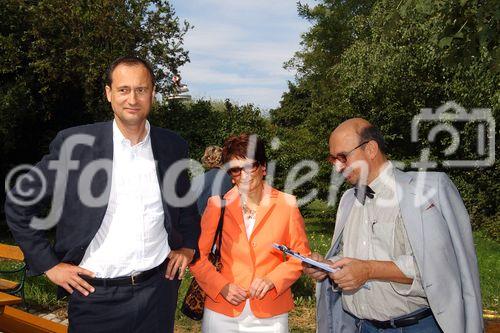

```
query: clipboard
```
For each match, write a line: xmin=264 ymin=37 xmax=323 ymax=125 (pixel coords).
xmin=272 ymin=243 xmax=371 ymax=290
xmin=272 ymin=243 xmax=339 ymax=273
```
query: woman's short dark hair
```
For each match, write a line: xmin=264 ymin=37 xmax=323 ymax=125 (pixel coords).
xmin=222 ymin=134 xmax=267 ymax=165
xmin=359 ymin=125 xmax=387 ymax=154
xmin=106 ymin=55 xmax=155 ymax=87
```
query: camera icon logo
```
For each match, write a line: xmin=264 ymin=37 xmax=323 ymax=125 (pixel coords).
xmin=411 ymin=101 xmax=495 ymax=168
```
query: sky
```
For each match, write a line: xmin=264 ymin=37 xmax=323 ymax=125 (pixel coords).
xmin=170 ymin=0 xmax=315 ymax=111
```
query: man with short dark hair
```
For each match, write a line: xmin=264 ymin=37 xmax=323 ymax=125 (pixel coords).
xmin=5 ymin=55 xmax=200 ymax=332
xmin=304 ymin=118 xmax=482 ymax=333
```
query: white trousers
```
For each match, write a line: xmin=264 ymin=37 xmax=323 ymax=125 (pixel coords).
xmin=201 ymin=300 xmax=289 ymax=333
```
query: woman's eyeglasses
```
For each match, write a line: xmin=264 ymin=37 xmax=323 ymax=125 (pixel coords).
xmin=226 ymin=161 xmax=260 ymax=176
xmin=327 ymin=141 xmax=369 ymax=164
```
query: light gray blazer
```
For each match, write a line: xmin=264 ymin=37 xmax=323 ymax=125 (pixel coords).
xmin=316 ymin=169 xmax=483 ymax=333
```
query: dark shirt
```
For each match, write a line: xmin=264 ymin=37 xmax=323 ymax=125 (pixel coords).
xmin=192 ymin=168 xmax=233 ymax=215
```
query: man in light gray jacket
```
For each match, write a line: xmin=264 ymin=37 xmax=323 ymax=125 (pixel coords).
xmin=304 ymin=118 xmax=482 ymax=333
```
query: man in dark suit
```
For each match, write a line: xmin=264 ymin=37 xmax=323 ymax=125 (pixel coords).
xmin=4 ymin=56 xmax=200 ymax=332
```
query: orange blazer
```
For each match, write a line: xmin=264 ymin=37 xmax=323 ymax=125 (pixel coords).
xmin=189 ymin=184 xmax=311 ymax=318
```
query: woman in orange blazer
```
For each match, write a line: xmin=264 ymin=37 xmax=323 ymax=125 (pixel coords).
xmin=190 ymin=134 xmax=311 ymax=332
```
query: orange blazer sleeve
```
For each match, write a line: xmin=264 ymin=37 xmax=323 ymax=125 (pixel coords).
xmin=265 ymin=199 xmax=311 ymax=297
xmin=189 ymin=196 xmax=230 ymax=301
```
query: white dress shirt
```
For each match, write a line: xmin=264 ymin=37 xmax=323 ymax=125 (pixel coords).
xmin=339 ymin=162 xmax=428 ymax=320
xmin=79 ymin=120 xmax=170 ymax=278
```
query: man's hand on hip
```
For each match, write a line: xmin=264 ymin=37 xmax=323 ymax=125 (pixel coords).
xmin=303 ymin=252 xmax=329 ymax=282
xmin=45 ymin=263 xmax=95 ymax=296
xmin=330 ymin=257 xmax=371 ymax=291
xmin=165 ymin=248 xmax=195 ymax=280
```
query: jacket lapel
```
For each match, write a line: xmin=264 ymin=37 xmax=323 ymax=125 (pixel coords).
xmin=85 ymin=121 xmax=113 ymax=243
xmin=393 ymin=169 xmax=424 ymax=270
xmin=222 ymin=184 xmax=278 ymax=237
xmin=92 ymin=121 xmax=114 ymax=169
xmin=149 ymin=126 xmax=173 ymax=230
xmin=223 ymin=187 xmax=246 ymax=234
xmin=91 ymin=121 xmax=113 ymax=204
xmin=251 ymin=184 xmax=278 ymax=239
xmin=330 ymin=190 xmax=355 ymax=252
xmin=149 ymin=126 xmax=166 ymax=182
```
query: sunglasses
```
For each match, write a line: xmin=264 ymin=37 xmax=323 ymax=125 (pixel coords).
xmin=327 ymin=141 xmax=369 ymax=164
xmin=227 ymin=161 xmax=260 ymax=177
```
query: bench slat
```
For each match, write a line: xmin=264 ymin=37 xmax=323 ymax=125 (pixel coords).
xmin=0 ymin=293 xmax=21 ymax=306
xmin=0 ymin=278 xmax=19 ymax=290
xmin=0 ymin=305 xmax=67 ymax=333
xmin=0 ymin=245 xmax=24 ymax=262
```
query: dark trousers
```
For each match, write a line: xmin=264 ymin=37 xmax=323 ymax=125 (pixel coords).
xmin=358 ymin=315 xmax=442 ymax=333
xmin=68 ymin=267 xmax=181 ymax=333
xmin=355 ymin=308 xmax=443 ymax=333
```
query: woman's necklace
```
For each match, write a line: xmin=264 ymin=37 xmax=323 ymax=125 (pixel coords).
xmin=241 ymin=195 xmax=257 ymax=221
xmin=240 ymin=192 xmax=257 ymax=224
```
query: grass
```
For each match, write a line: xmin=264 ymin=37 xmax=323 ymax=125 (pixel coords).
xmin=0 ymin=203 xmax=498 ymax=331
xmin=23 ymin=275 xmax=66 ymax=310
xmin=0 ymin=259 xmax=65 ymax=311
xmin=0 ymin=223 xmax=65 ymax=311
xmin=174 ymin=211 xmax=499 ymax=331
xmin=474 ymin=230 xmax=500 ymax=313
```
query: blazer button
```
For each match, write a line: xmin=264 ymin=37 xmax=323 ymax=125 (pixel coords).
xmin=251 ymin=242 xmax=256 ymax=247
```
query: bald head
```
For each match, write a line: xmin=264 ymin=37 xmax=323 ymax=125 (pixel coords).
xmin=328 ymin=118 xmax=388 ymax=185
xmin=331 ymin=118 xmax=372 ymax=142
xmin=330 ymin=118 xmax=387 ymax=155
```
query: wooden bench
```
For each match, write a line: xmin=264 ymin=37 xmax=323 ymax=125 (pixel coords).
xmin=0 ymin=306 xmax=68 ymax=333
xmin=0 ymin=292 xmax=67 ymax=333
xmin=0 ymin=244 xmax=26 ymax=307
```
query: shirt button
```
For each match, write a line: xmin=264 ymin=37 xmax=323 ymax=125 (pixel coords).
xmin=362 ymin=241 xmax=366 ymax=246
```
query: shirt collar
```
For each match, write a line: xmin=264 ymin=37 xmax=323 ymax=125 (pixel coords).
xmin=113 ymin=119 xmax=151 ymax=148
xmin=369 ymin=161 xmax=394 ymax=194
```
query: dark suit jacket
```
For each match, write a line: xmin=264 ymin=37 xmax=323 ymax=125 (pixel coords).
xmin=4 ymin=121 xmax=200 ymax=282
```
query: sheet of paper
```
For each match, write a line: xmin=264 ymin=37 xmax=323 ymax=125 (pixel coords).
xmin=272 ymin=243 xmax=371 ymax=290
xmin=272 ymin=243 xmax=339 ymax=273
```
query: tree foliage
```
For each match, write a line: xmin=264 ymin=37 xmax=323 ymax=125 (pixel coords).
xmin=274 ymin=0 xmax=499 ymax=230
xmin=151 ymin=99 xmax=274 ymax=161
xmin=1 ymin=0 xmax=498 ymax=235
xmin=0 ymin=0 xmax=190 ymax=210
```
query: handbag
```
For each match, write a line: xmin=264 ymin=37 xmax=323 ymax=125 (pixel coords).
xmin=181 ymin=199 xmax=225 ymax=321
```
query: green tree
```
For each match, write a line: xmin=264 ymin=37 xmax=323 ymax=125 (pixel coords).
xmin=151 ymin=99 xmax=274 ymax=162
xmin=0 ymin=0 xmax=190 ymax=213
xmin=274 ymin=0 xmax=499 ymax=230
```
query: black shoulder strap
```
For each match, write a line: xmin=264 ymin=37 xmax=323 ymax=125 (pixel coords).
xmin=211 ymin=197 xmax=225 ymax=254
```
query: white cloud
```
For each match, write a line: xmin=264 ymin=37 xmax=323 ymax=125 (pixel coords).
xmin=181 ymin=61 xmax=278 ymax=86
xmin=171 ymin=0 xmax=313 ymax=109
